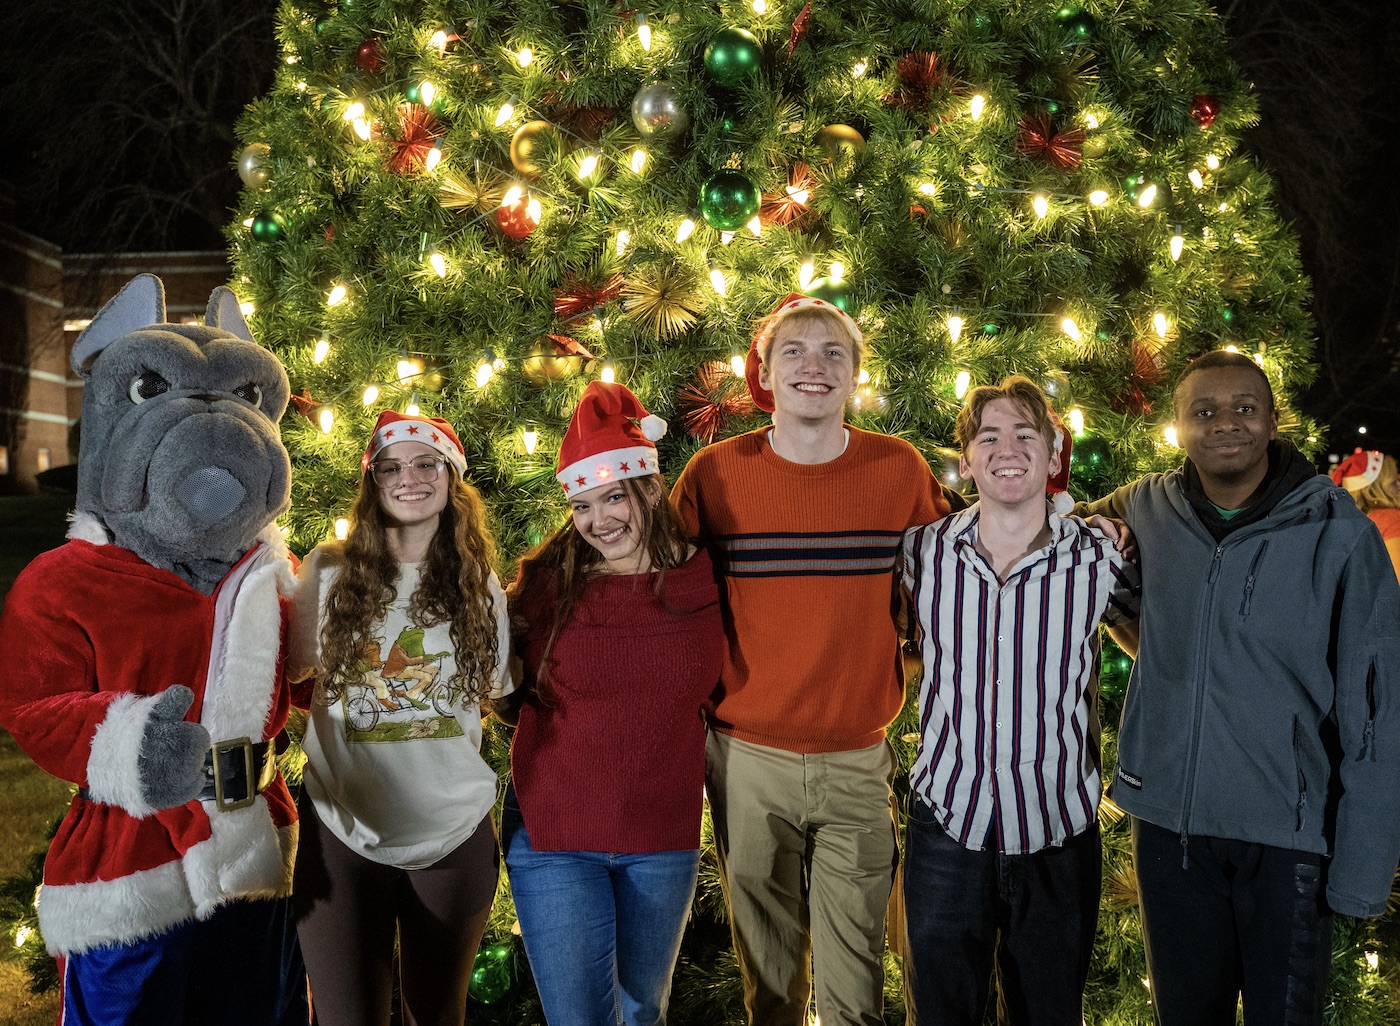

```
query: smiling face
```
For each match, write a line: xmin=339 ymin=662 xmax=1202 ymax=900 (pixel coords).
xmin=569 ymin=476 xmax=659 ymax=574
xmin=1173 ymin=364 xmax=1278 ymax=500
xmin=758 ymin=315 xmax=859 ymax=426
xmin=373 ymin=440 xmax=450 ymax=532
xmin=959 ymin=397 xmax=1059 ymax=511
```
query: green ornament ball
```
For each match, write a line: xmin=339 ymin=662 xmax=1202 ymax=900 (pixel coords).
xmin=1220 ymin=305 xmax=1236 ymax=324
xmin=1072 ymin=433 xmax=1110 ymax=469
xmin=468 ymin=944 xmax=513 ymax=1004
xmin=250 ymin=211 xmax=283 ymax=242
xmin=1100 ymin=651 xmax=1133 ymax=699
xmin=804 ymin=277 xmax=856 ymax=315
xmin=1055 ymin=6 xmax=1097 ymax=39
xmin=983 ymin=323 xmax=1000 ymax=336
xmin=699 ymin=169 xmax=760 ymax=231
xmin=703 ymin=27 xmax=763 ymax=89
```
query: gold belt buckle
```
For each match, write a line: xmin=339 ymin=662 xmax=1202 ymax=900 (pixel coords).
xmin=212 ymin=736 xmax=256 ymax=812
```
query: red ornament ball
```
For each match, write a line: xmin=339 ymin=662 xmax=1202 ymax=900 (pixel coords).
xmin=357 ymin=38 xmax=384 ymax=75
xmin=495 ymin=196 xmax=539 ymax=239
xmin=1190 ymin=93 xmax=1219 ymax=128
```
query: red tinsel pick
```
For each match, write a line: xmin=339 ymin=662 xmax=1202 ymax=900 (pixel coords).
xmin=289 ymin=388 xmax=319 ymax=420
xmin=760 ymin=162 xmax=818 ymax=226
xmin=559 ymin=104 xmax=618 ymax=142
xmin=680 ymin=362 xmax=757 ymax=443
xmin=1109 ymin=386 xmax=1152 ymax=416
xmin=885 ymin=51 xmax=957 ymax=112
xmin=1131 ymin=340 xmax=1167 ymax=386
xmin=553 ymin=273 xmax=626 ymax=323
xmin=544 ymin=333 xmax=596 ymax=360
xmin=1015 ymin=111 xmax=1086 ymax=171
xmin=790 ymin=0 xmax=812 ymax=55
xmin=1190 ymin=93 xmax=1219 ymax=129
xmin=387 ymin=104 xmax=445 ymax=175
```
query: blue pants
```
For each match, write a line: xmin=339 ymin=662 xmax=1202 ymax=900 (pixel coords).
xmin=902 ymin=797 xmax=1101 ymax=1026
xmin=61 ymin=896 xmax=307 ymax=1026
xmin=501 ymin=791 xmax=699 ymax=1026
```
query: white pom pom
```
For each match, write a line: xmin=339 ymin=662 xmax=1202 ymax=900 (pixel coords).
xmin=640 ymin=414 xmax=668 ymax=441
xmin=1051 ymin=490 xmax=1075 ymax=514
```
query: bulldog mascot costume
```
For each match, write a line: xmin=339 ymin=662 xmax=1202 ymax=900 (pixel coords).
xmin=0 ymin=275 xmax=308 ymax=1025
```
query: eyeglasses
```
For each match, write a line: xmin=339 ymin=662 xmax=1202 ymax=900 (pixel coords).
xmin=370 ymin=456 xmax=447 ymax=485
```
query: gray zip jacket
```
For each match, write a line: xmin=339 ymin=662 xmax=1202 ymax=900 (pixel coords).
xmin=1097 ymin=469 xmax=1400 ymax=917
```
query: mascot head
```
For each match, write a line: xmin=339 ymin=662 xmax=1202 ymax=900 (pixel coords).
xmin=70 ymin=274 xmax=291 ymax=592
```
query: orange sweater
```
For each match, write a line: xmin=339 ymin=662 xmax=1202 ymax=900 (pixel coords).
xmin=672 ymin=427 xmax=948 ymax=753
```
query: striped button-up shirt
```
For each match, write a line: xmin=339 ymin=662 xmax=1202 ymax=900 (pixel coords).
xmin=902 ymin=506 xmax=1139 ymax=854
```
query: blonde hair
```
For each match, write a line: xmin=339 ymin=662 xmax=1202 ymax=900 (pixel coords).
xmin=954 ymin=374 xmax=1056 ymax=454
xmin=754 ymin=306 xmax=868 ymax=374
xmin=1348 ymin=453 xmax=1400 ymax=512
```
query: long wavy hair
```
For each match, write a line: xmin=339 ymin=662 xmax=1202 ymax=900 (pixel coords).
xmin=318 ymin=468 xmax=500 ymax=705
xmin=508 ymin=474 xmax=690 ymax=705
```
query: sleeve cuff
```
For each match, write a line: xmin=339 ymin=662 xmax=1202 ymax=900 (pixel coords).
xmin=85 ymin=692 xmax=162 ymax=817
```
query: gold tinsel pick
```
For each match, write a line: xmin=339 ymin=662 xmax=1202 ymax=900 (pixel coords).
xmin=440 ymin=170 xmax=506 ymax=212
xmin=1104 ymin=853 xmax=1141 ymax=908
xmin=623 ymin=265 xmax=701 ymax=339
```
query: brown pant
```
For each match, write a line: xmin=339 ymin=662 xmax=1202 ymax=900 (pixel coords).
xmin=292 ymin=798 xmax=499 ymax=1026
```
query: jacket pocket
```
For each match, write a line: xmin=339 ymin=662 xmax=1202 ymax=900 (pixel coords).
xmin=1239 ymin=541 xmax=1268 ymax=619
xmin=1358 ymin=660 xmax=1377 ymax=762
xmin=1292 ymin=716 xmax=1307 ymax=832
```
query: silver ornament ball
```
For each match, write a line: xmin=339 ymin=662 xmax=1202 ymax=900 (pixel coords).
xmin=238 ymin=143 xmax=271 ymax=189
xmin=631 ymin=82 xmax=689 ymax=139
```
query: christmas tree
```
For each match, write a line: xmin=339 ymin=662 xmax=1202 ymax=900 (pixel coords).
xmin=214 ymin=0 xmax=1399 ymax=1022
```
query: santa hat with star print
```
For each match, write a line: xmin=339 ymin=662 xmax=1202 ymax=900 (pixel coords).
xmin=1047 ymin=409 xmax=1075 ymax=514
xmin=1330 ymin=447 xmax=1385 ymax=492
xmin=556 ymin=381 xmax=668 ymax=495
xmin=745 ymin=292 xmax=865 ymax=413
xmin=362 ymin=410 xmax=468 ymax=478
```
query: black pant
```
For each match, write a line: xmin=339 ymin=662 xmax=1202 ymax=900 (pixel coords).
xmin=1132 ymin=818 xmax=1333 ymax=1026
xmin=902 ymin=797 xmax=1101 ymax=1026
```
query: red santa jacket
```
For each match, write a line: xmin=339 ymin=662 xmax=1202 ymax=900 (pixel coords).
xmin=0 ymin=516 xmax=298 ymax=956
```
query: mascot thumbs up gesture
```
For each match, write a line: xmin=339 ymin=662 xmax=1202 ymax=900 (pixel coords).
xmin=0 ymin=274 xmax=308 ymax=1026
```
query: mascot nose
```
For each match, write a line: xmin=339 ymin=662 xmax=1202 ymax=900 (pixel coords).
xmin=176 ymin=466 xmax=247 ymax=525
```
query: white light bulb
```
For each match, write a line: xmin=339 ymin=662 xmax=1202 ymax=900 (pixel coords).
xmin=615 ymin=229 xmax=631 ymax=255
xmin=1153 ymin=312 xmax=1169 ymax=338
xmin=577 ymin=153 xmax=599 ymax=180
xmin=1033 ymin=195 xmax=1049 ymax=218
xmin=429 ymin=30 xmax=448 ymax=51
xmin=1068 ymin=408 xmax=1085 ymax=434
xmin=397 ymin=359 xmax=420 ymax=384
xmin=313 ymin=337 xmax=330 ymax=364
xmin=502 ymin=185 xmax=523 ymax=207
xmin=857 ymin=368 xmax=870 ymax=384
xmin=1164 ymin=425 xmax=1179 ymax=448
xmin=344 ymin=102 xmax=364 ymax=121
xmin=1137 ymin=184 xmax=1158 ymax=208
xmin=352 ymin=117 xmax=372 ymax=141
xmin=676 ymin=218 xmax=696 ymax=242
xmin=522 ymin=426 xmax=539 ymax=454
xmin=954 ymin=371 xmax=971 ymax=398
xmin=947 ymin=315 xmax=965 ymax=342
xmin=1189 ymin=169 xmax=1205 ymax=190
xmin=852 ymin=59 xmax=869 ymax=78
xmin=495 ymin=100 xmax=515 ymax=127
xmin=1170 ymin=234 xmax=1185 ymax=261
xmin=1061 ymin=317 xmax=1082 ymax=342
xmin=424 ymin=142 xmax=443 ymax=171
xmin=334 ymin=518 xmax=350 ymax=541
xmin=829 ymin=261 xmax=846 ymax=280
xmin=1366 ymin=951 xmax=1380 ymax=972
xmin=799 ymin=261 xmax=815 ymax=289
xmin=730 ymin=354 xmax=747 ymax=377
xmin=917 ymin=182 xmax=937 ymax=197
xmin=746 ymin=216 xmax=762 ymax=236
xmin=405 ymin=400 xmax=420 ymax=416
xmin=637 ymin=15 xmax=652 ymax=51
xmin=516 ymin=47 xmax=533 ymax=67
xmin=1084 ymin=111 xmax=1100 ymax=130
xmin=1089 ymin=189 xmax=1109 ymax=206
xmin=630 ymin=148 xmax=648 ymax=174
xmin=362 ymin=384 xmax=380 ymax=406
xmin=1223 ymin=344 xmax=1240 ymax=353
xmin=428 ymin=251 xmax=447 ymax=277
xmin=709 ymin=268 xmax=728 ymax=295
xmin=475 ymin=361 xmax=494 ymax=387
xmin=419 ymin=81 xmax=436 ymax=108
xmin=526 ymin=197 xmax=542 ymax=222
xmin=969 ymin=95 xmax=986 ymax=120
xmin=1206 ymin=154 xmax=1220 ymax=170
xmin=240 ymin=301 xmax=256 ymax=317
xmin=318 ymin=407 xmax=335 ymax=433
xmin=752 ymin=0 xmax=767 ymax=11
xmin=600 ymin=363 xmax=616 ymax=384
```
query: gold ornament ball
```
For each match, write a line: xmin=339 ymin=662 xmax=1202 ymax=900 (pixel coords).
xmin=510 ymin=121 xmax=558 ymax=178
xmin=814 ymin=124 xmax=866 ymax=161
xmin=238 ymin=143 xmax=272 ymax=189
xmin=521 ymin=342 xmax=585 ymax=385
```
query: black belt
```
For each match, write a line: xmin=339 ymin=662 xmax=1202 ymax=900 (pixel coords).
xmin=79 ymin=737 xmax=276 ymax=812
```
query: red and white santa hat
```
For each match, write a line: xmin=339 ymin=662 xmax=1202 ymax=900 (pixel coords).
xmin=1047 ymin=410 xmax=1075 ymax=513
xmin=361 ymin=410 xmax=468 ymax=478
xmin=1330 ymin=447 xmax=1384 ymax=491
xmin=745 ymin=292 xmax=864 ymax=413
xmin=556 ymin=381 xmax=668 ymax=494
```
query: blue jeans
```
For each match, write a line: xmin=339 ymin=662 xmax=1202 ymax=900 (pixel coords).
xmin=501 ymin=791 xmax=699 ymax=1026
xmin=902 ymin=797 xmax=1101 ymax=1026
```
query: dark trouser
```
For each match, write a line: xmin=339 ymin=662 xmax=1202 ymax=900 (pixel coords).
xmin=902 ymin=797 xmax=1101 ymax=1026
xmin=293 ymin=796 xmax=499 ymax=1026
xmin=1132 ymin=818 xmax=1333 ymax=1026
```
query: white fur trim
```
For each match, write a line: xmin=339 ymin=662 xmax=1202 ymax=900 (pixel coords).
xmin=556 ymin=445 xmax=660 ymax=493
xmin=1051 ymin=491 xmax=1075 ymax=514
xmin=639 ymin=414 xmax=668 ymax=442
xmin=65 ymin=510 xmax=111 ymax=545
xmin=37 ymin=860 xmax=193 ymax=956
xmin=185 ymin=799 xmax=295 ymax=916
xmin=85 ymin=693 xmax=160 ymax=818
xmin=202 ymin=545 xmax=286 ymax=740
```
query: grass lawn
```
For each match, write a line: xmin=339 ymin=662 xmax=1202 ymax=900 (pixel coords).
xmin=0 ymin=492 xmax=74 ymax=1025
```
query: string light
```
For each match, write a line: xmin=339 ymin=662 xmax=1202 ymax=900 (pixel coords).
xmin=785 ymin=184 xmax=810 ymax=204
xmin=240 ymin=301 xmax=256 ymax=317
xmin=829 ymin=260 xmax=846 ymax=280
xmin=362 ymin=384 xmax=380 ymax=405
xmin=419 ymin=80 xmax=437 ymax=108
xmin=709 ymin=267 xmax=729 ymax=295
xmin=1206 ymin=154 xmax=1220 ymax=169
xmin=917 ymin=182 xmax=937 ymax=197
xmin=730 ymin=353 xmax=747 ymax=377
xmin=475 ymin=360 xmax=494 ymax=387
xmin=954 ymin=371 xmax=971 ymax=398
xmin=1153 ymin=313 xmax=1169 ymax=338
xmin=242 ymin=217 xmax=254 ymax=228
xmin=515 ymin=47 xmax=534 ymax=67
xmin=424 ymin=138 xmax=443 ymax=171
xmin=852 ymin=59 xmax=869 ymax=78
xmin=600 ymin=363 xmax=616 ymax=383
xmin=969 ymin=95 xmax=986 ymax=120
xmin=327 ymin=284 xmax=348 ymax=307
xmin=14 ymin=925 xmax=33 ymax=948
xmin=576 ymin=152 xmax=599 ymax=180
xmin=1068 ymin=408 xmax=1085 ymax=435
xmin=615 ymin=229 xmax=631 ymax=255
xmin=799 ymin=261 xmax=815 ymax=289
xmin=1089 ymin=190 xmax=1109 ymax=206
xmin=746 ymin=216 xmax=762 ymax=236
xmin=495 ymin=98 xmax=516 ymax=127
xmin=1033 ymin=195 xmax=1049 ymax=218
xmin=1170 ymin=232 xmax=1185 ymax=261
xmin=752 ymin=0 xmax=768 ymax=12
xmin=676 ymin=218 xmax=696 ymax=243
xmin=1136 ymin=184 xmax=1158 ymax=208
xmin=1061 ymin=317 xmax=1082 ymax=341
xmin=522 ymin=424 xmax=539 ymax=454
xmin=1223 ymin=344 xmax=1239 ymax=353
xmin=1365 ymin=951 xmax=1380 ymax=973
xmin=344 ymin=101 xmax=364 ymax=122
xmin=1084 ymin=111 xmax=1100 ymax=129
xmin=947 ymin=314 xmax=965 ymax=342
xmin=857 ymin=368 xmax=870 ymax=384
xmin=636 ymin=14 xmax=651 ymax=51
xmin=721 ymin=231 xmax=735 ymax=245
xmin=397 ymin=359 xmax=422 ymax=383
xmin=405 ymin=396 xmax=421 ymax=416
xmin=630 ymin=148 xmax=648 ymax=174
xmin=1188 ymin=169 xmax=1205 ymax=190
xmin=429 ymin=30 xmax=448 ymax=51
xmin=313 ymin=336 xmax=330 ymax=364
xmin=318 ymin=406 xmax=335 ymax=433
xmin=428 ymin=250 xmax=447 ymax=277
xmin=1163 ymin=425 xmax=1179 ymax=447
xmin=335 ymin=518 xmax=350 ymax=540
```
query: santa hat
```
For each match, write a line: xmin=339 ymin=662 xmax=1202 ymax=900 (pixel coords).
xmin=1047 ymin=410 xmax=1075 ymax=514
xmin=745 ymin=292 xmax=864 ymax=413
xmin=1330 ymin=447 xmax=1384 ymax=491
xmin=361 ymin=410 xmax=468 ymax=478
xmin=556 ymin=381 xmax=668 ymax=494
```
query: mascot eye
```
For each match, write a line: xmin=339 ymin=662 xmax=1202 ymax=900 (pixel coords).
xmin=128 ymin=371 xmax=171 ymax=404
xmin=232 ymin=383 xmax=264 ymax=406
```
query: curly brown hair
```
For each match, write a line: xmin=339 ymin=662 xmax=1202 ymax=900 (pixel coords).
xmin=507 ymin=475 xmax=690 ymax=705
xmin=318 ymin=469 xmax=501 ymax=705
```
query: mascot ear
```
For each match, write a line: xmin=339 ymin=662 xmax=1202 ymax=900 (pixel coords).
xmin=71 ymin=273 xmax=166 ymax=377
xmin=205 ymin=286 xmax=254 ymax=343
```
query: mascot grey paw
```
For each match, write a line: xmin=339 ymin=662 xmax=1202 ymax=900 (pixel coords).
xmin=136 ymin=685 xmax=211 ymax=810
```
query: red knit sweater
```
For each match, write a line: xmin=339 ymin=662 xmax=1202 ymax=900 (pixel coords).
xmin=511 ymin=550 xmax=724 ymax=853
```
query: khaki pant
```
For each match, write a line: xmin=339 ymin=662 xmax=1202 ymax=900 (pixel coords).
xmin=706 ymin=731 xmax=899 ymax=1026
